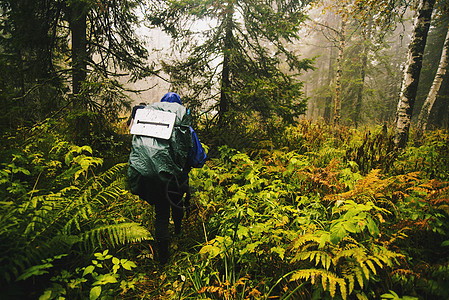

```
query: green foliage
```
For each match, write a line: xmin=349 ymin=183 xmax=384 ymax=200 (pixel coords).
xmin=176 ymin=145 xmax=395 ymax=299
xmin=396 ymin=129 xmax=449 ymax=180
xmin=344 ymin=125 xmax=397 ymax=175
xmin=2 ymin=118 xmax=449 ymax=300
xmin=0 ymin=121 xmax=152 ymax=289
xmin=39 ymin=250 xmax=141 ymax=300
xmin=160 ymin=124 xmax=449 ymax=300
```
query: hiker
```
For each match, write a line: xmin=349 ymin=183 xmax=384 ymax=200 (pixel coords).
xmin=127 ymin=92 xmax=207 ymax=264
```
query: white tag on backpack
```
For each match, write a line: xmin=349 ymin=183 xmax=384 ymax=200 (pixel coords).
xmin=130 ymin=109 xmax=176 ymax=140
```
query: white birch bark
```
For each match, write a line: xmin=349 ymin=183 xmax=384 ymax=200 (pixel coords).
xmin=333 ymin=16 xmax=346 ymax=126
xmin=394 ymin=0 xmax=435 ymax=149
xmin=417 ymin=27 xmax=449 ymax=134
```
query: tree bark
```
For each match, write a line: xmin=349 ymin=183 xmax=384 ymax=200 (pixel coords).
xmin=219 ymin=7 xmax=233 ymax=126
xmin=416 ymin=26 xmax=449 ymax=135
xmin=353 ymin=23 xmax=370 ymax=128
xmin=323 ymin=46 xmax=334 ymax=123
xmin=333 ymin=15 xmax=346 ymax=126
xmin=394 ymin=0 xmax=435 ymax=149
xmin=70 ymin=0 xmax=87 ymax=97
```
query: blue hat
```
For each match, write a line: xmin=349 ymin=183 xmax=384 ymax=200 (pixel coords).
xmin=160 ymin=92 xmax=182 ymax=105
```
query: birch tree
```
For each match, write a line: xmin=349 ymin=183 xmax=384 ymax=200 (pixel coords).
xmin=333 ymin=14 xmax=347 ymax=126
xmin=416 ymin=25 xmax=449 ymax=135
xmin=394 ymin=0 xmax=435 ymax=149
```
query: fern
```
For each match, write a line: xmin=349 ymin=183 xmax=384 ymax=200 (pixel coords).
xmin=80 ymin=222 xmax=152 ymax=250
xmin=290 ymin=268 xmax=347 ymax=299
xmin=0 ymin=162 xmax=150 ymax=283
xmin=291 ymin=233 xmax=321 ymax=249
xmin=292 ymin=250 xmax=333 ymax=270
xmin=290 ymin=228 xmax=402 ymax=299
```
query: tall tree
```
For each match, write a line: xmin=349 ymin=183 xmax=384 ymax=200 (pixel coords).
xmin=0 ymin=0 xmax=152 ymax=124
xmin=417 ymin=28 xmax=449 ymax=135
xmin=305 ymin=0 xmax=394 ymax=126
xmin=333 ymin=13 xmax=347 ymax=126
xmin=148 ymin=0 xmax=314 ymax=129
xmin=350 ymin=21 xmax=371 ymax=127
xmin=69 ymin=0 xmax=88 ymax=97
xmin=394 ymin=0 xmax=435 ymax=149
xmin=0 ymin=0 xmax=66 ymax=124
xmin=416 ymin=23 xmax=449 ymax=134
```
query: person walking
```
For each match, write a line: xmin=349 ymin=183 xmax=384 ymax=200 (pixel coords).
xmin=127 ymin=92 xmax=206 ymax=264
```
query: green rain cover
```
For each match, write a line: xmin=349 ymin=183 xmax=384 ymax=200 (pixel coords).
xmin=128 ymin=102 xmax=192 ymax=192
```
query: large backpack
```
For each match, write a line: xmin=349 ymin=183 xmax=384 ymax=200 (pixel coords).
xmin=127 ymin=102 xmax=192 ymax=197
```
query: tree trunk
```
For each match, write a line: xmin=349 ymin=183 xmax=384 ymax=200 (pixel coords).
xmin=219 ymin=7 xmax=234 ymax=126
xmin=416 ymin=26 xmax=449 ymax=135
xmin=394 ymin=0 xmax=435 ymax=149
xmin=70 ymin=1 xmax=87 ymax=97
xmin=353 ymin=24 xmax=370 ymax=128
xmin=333 ymin=15 xmax=346 ymax=126
xmin=323 ymin=46 xmax=334 ymax=123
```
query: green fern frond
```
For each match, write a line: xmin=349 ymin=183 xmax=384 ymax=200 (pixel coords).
xmin=63 ymin=166 xmax=127 ymax=234
xmin=95 ymin=163 xmax=128 ymax=186
xmin=79 ymin=222 xmax=152 ymax=250
xmin=0 ymin=163 xmax=137 ymax=283
xmin=24 ymin=196 xmax=56 ymax=236
xmin=62 ymin=188 xmax=93 ymax=234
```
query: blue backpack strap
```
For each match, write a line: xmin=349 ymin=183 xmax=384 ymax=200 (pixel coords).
xmin=188 ymin=127 xmax=207 ymax=168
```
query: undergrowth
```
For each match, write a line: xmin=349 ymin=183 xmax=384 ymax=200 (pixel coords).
xmin=1 ymin=119 xmax=448 ymax=299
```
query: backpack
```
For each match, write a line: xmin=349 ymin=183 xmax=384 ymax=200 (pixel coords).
xmin=127 ymin=102 xmax=192 ymax=197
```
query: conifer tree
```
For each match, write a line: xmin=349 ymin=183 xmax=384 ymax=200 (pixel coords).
xmin=0 ymin=0 xmax=151 ymax=123
xmin=147 ymin=0 xmax=314 ymax=128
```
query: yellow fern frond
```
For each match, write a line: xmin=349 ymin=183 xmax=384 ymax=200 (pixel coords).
xmin=341 ymin=236 xmax=359 ymax=244
xmin=360 ymin=262 xmax=370 ymax=280
xmin=290 ymin=269 xmax=347 ymax=300
xmin=369 ymin=256 xmax=383 ymax=269
xmin=365 ymin=259 xmax=377 ymax=275
xmin=292 ymin=250 xmax=333 ymax=270
xmin=333 ymin=246 xmax=367 ymax=265
xmin=406 ymin=186 xmax=430 ymax=195
xmin=341 ymin=263 xmax=365 ymax=291
xmin=356 ymin=291 xmax=369 ymax=300
xmin=347 ymin=272 xmax=355 ymax=295
xmin=291 ymin=233 xmax=321 ymax=250
xmin=290 ymin=269 xmax=313 ymax=282
xmin=356 ymin=266 xmax=364 ymax=289
xmin=373 ymin=246 xmax=403 ymax=266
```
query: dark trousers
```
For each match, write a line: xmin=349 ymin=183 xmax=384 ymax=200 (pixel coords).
xmin=130 ymin=170 xmax=186 ymax=241
xmin=129 ymin=167 xmax=189 ymax=263
xmin=151 ymin=176 xmax=187 ymax=264
xmin=152 ymin=177 xmax=185 ymax=241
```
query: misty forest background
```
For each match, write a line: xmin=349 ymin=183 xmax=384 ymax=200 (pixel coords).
xmin=1 ymin=0 xmax=449 ymax=299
